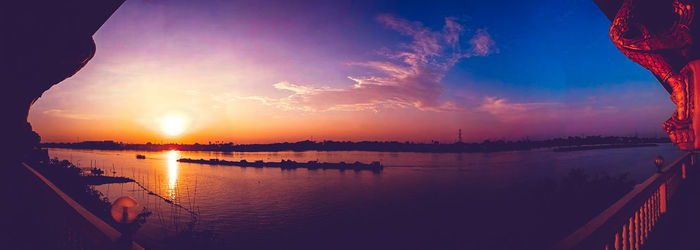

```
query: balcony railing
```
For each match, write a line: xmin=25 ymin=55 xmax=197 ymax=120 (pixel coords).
xmin=21 ymin=162 xmax=144 ymax=250
xmin=554 ymin=152 xmax=693 ymax=250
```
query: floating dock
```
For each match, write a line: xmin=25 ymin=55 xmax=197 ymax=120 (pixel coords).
xmin=177 ymin=158 xmax=384 ymax=172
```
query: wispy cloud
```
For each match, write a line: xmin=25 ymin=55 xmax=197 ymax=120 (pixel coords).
xmin=469 ymin=29 xmax=497 ymax=56
xmin=479 ymin=97 xmax=562 ymax=122
xmin=479 ymin=97 xmax=623 ymax=124
xmin=473 ymin=96 xmax=664 ymax=138
xmin=42 ymin=109 xmax=100 ymax=120
xmin=245 ymin=15 xmax=497 ymax=112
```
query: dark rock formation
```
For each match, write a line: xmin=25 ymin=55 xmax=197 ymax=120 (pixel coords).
xmin=1 ymin=1 xmax=124 ymax=161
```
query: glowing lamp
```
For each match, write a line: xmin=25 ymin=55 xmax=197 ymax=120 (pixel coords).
xmin=111 ymin=196 xmax=139 ymax=224
xmin=654 ymin=156 xmax=665 ymax=173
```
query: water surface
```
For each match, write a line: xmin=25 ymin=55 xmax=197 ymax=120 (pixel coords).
xmin=49 ymin=144 xmax=683 ymax=249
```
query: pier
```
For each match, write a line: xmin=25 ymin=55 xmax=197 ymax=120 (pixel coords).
xmin=177 ymin=158 xmax=384 ymax=172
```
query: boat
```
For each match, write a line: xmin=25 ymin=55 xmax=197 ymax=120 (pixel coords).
xmin=136 ymin=154 xmax=146 ymax=159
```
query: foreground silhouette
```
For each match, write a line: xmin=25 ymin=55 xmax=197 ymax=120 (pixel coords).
xmin=1 ymin=1 xmax=124 ymax=248
xmin=1 ymin=1 xmax=123 ymax=160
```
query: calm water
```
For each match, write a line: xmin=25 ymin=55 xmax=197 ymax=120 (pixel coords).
xmin=49 ymin=144 xmax=683 ymax=249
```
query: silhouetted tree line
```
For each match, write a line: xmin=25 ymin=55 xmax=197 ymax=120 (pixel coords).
xmin=42 ymin=136 xmax=671 ymax=153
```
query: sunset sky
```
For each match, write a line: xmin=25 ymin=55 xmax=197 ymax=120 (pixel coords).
xmin=29 ymin=0 xmax=675 ymax=144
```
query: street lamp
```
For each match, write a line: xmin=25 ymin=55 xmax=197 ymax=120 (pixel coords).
xmin=111 ymin=196 xmax=139 ymax=247
xmin=111 ymin=196 xmax=138 ymax=223
xmin=655 ymin=155 xmax=665 ymax=173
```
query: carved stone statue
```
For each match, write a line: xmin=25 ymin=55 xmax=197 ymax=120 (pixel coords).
xmin=597 ymin=0 xmax=700 ymax=149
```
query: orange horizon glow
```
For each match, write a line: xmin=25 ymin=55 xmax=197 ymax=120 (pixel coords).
xmin=26 ymin=1 xmax=674 ymax=145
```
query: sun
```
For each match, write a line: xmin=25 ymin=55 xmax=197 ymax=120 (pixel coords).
xmin=160 ymin=114 xmax=187 ymax=137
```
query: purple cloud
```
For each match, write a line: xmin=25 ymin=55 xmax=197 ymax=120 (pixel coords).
xmin=245 ymin=15 xmax=497 ymax=112
xmin=469 ymin=29 xmax=497 ymax=56
xmin=479 ymin=97 xmax=564 ymax=122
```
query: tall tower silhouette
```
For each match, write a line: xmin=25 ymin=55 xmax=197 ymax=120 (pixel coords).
xmin=458 ymin=129 xmax=462 ymax=143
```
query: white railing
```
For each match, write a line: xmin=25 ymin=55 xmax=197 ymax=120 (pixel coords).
xmin=555 ymin=152 xmax=693 ymax=250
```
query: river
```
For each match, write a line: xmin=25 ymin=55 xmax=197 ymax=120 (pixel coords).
xmin=48 ymin=144 xmax=683 ymax=249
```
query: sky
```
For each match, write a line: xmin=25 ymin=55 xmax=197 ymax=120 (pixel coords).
xmin=28 ymin=0 xmax=676 ymax=144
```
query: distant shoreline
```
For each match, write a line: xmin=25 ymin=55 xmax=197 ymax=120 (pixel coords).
xmin=41 ymin=136 xmax=672 ymax=154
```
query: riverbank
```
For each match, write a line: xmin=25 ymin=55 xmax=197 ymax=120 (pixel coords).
xmin=24 ymin=153 xmax=144 ymax=230
xmin=41 ymin=136 xmax=671 ymax=154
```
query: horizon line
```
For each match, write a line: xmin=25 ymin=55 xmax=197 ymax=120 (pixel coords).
xmin=41 ymin=134 xmax=671 ymax=146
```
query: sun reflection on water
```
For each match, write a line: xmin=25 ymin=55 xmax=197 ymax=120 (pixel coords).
xmin=166 ymin=150 xmax=181 ymax=200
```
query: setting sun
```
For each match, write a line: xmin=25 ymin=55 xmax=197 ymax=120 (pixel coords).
xmin=160 ymin=114 xmax=187 ymax=137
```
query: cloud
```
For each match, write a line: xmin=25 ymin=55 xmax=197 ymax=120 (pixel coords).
xmin=469 ymin=29 xmax=497 ymax=56
xmin=245 ymin=15 xmax=497 ymax=112
xmin=479 ymin=97 xmax=562 ymax=122
xmin=474 ymin=96 xmax=658 ymax=138
xmin=479 ymin=97 xmax=621 ymax=123
xmin=42 ymin=109 xmax=99 ymax=120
